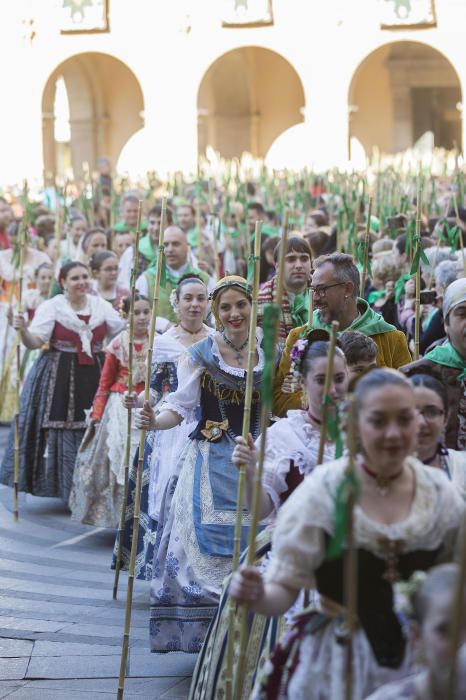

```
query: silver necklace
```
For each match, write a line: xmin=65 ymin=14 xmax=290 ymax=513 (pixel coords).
xmin=221 ymin=331 xmax=249 ymax=362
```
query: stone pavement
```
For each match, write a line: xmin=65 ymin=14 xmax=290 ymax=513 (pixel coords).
xmin=0 ymin=430 xmax=197 ymax=699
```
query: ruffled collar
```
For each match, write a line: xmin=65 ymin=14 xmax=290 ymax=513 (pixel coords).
xmin=211 ymin=328 xmax=265 ymax=377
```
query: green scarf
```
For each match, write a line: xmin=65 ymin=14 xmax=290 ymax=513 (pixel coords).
xmin=290 ymin=291 xmax=309 ymax=328
xmin=138 ymin=235 xmax=157 ymax=265
xmin=367 ymin=290 xmax=386 ymax=305
xmin=424 ymin=342 xmax=466 ymax=381
xmin=312 ymin=298 xmax=396 ymax=337
xmin=114 ymin=219 xmax=148 ymax=233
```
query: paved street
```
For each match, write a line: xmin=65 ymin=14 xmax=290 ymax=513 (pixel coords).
xmin=0 ymin=429 xmax=196 ymax=699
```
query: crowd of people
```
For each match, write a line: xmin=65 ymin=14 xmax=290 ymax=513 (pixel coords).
xmin=0 ymin=167 xmax=465 ymax=698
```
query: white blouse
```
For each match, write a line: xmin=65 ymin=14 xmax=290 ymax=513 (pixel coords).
xmin=259 ymin=410 xmax=335 ymax=512
xmin=265 ymin=457 xmax=465 ymax=592
xmin=29 ymin=294 xmax=125 ymax=358
xmin=164 ymin=330 xmax=265 ymax=424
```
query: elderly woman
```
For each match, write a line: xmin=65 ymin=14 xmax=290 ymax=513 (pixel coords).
xmin=135 ymin=275 xmax=265 ymax=653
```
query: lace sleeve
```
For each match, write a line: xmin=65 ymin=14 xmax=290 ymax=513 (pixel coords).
xmin=163 ymin=353 xmax=202 ymax=422
xmin=264 ymin=478 xmax=326 ymax=591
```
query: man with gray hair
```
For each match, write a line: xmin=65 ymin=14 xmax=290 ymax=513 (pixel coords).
xmin=402 ymin=277 xmax=466 ymax=450
xmin=273 ymin=252 xmax=411 ymax=416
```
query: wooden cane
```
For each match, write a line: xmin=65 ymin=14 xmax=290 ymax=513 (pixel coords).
xmin=360 ymin=198 xmax=373 ymax=297
xmin=316 ymin=321 xmax=340 ymax=466
xmin=117 ymin=197 xmax=167 ymax=700
xmin=413 ymin=191 xmax=422 ymax=362
xmin=112 ymin=200 xmax=143 ymax=600
xmin=452 ymin=194 xmax=466 ymax=277
xmin=224 ymin=221 xmax=262 ymax=700
xmin=344 ymin=394 xmax=358 ymax=700
xmin=233 ymin=217 xmax=288 ymax=700
xmin=445 ymin=511 xmax=466 ymax=699
xmin=211 ymin=212 xmax=220 ymax=281
xmin=13 ymin=216 xmax=27 ymax=522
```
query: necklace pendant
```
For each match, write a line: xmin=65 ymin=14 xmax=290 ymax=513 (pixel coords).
xmin=235 ymin=352 xmax=244 ymax=363
xmin=377 ymin=484 xmax=388 ymax=497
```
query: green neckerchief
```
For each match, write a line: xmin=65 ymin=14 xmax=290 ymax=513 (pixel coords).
xmin=424 ymin=342 xmax=466 ymax=381
xmin=395 ymin=273 xmax=412 ymax=304
xmin=422 ymin=307 xmax=439 ymax=332
xmin=368 ymin=290 xmax=386 ymax=305
xmin=312 ymin=298 xmax=396 ymax=337
xmin=138 ymin=235 xmax=157 ymax=265
xmin=290 ymin=291 xmax=309 ymax=328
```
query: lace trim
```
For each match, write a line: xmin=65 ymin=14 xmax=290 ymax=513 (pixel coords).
xmin=210 ymin=328 xmax=265 ymax=377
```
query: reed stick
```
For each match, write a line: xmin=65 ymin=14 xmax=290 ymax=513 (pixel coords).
xmin=343 ymin=394 xmax=358 ymax=700
xmin=211 ymin=213 xmax=220 ymax=281
xmin=452 ymin=194 xmax=466 ymax=277
xmin=13 ymin=216 xmax=27 ymax=522
xmin=233 ymin=215 xmax=288 ymax=700
xmin=413 ymin=191 xmax=422 ymax=362
xmin=316 ymin=321 xmax=339 ymax=465
xmin=117 ymin=197 xmax=167 ymax=700
xmin=224 ymin=221 xmax=262 ymax=700
xmin=445 ymin=511 xmax=466 ymax=699
xmin=113 ymin=200 xmax=143 ymax=600
xmin=359 ymin=197 xmax=373 ymax=297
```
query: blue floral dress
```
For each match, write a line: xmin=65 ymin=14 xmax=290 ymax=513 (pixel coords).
xmin=149 ymin=333 xmax=264 ymax=653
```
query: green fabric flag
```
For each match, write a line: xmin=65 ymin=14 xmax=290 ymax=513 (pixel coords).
xmin=395 ymin=273 xmax=412 ymax=304
xmin=312 ymin=298 xmax=396 ymax=337
xmin=424 ymin=341 xmax=466 ymax=381
xmin=159 ymin=247 xmax=167 ymax=290
xmin=409 ymin=237 xmax=429 ymax=275
xmin=327 ymin=470 xmax=360 ymax=559
xmin=261 ymin=304 xmax=281 ymax=409
xmin=323 ymin=395 xmax=343 ymax=459
xmin=290 ymin=291 xmax=309 ymax=328
xmin=247 ymin=254 xmax=260 ymax=287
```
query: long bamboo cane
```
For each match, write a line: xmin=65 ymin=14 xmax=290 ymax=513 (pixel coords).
xmin=196 ymin=197 xmax=202 ymax=263
xmin=452 ymin=194 xmax=466 ymax=277
xmin=13 ymin=216 xmax=27 ymax=522
xmin=232 ymin=215 xmax=288 ymax=700
xmin=414 ymin=191 xmax=422 ymax=362
xmin=445 ymin=510 xmax=466 ymax=699
xmin=112 ymin=200 xmax=143 ymax=600
xmin=359 ymin=198 xmax=373 ymax=297
xmin=343 ymin=394 xmax=358 ymax=700
xmin=224 ymin=221 xmax=262 ymax=700
xmin=211 ymin=213 xmax=220 ymax=281
xmin=316 ymin=321 xmax=339 ymax=465
xmin=117 ymin=197 xmax=167 ymax=700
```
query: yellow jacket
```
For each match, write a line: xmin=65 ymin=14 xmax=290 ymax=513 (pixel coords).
xmin=273 ymin=325 xmax=412 ymax=417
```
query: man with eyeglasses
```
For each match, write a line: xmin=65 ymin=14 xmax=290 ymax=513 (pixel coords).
xmin=402 ymin=278 xmax=466 ymax=450
xmin=273 ymin=252 xmax=411 ymax=416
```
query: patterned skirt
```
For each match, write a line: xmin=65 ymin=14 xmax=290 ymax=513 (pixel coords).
xmin=0 ymin=349 xmax=103 ymax=503
xmin=69 ymin=393 xmax=140 ymax=527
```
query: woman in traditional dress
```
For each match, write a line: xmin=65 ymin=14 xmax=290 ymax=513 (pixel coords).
xmin=230 ymin=368 xmax=465 ymax=700
xmin=190 ymin=331 xmax=348 ymax=700
xmin=69 ymin=293 xmax=151 ymax=526
xmin=135 ymin=275 xmax=264 ymax=653
xmin=89 ymin=250 xmax=129 ymax=310
xmin=0 ymin=261 xmax=124 ymax=503
xmin=411 ymin=373 xmax=466 ymax=496
xmin=113 ymin=274 xmax=212 ymax=578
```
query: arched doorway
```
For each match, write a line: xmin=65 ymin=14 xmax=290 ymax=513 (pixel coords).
xmin=197 ymin=47 xmax=305 ymax=160
xmin=42 ymin=52 xmax=144 ymax=182
xmin=348 ymin=42 xmax=462 ymax=158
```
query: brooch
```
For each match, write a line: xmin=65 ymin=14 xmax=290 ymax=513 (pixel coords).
xmin=201 ymin=419 xmax=229 ymax=442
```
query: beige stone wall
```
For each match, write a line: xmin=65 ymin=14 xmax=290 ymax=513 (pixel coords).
xmin=1 ymin=0 xmax=466 ymax=185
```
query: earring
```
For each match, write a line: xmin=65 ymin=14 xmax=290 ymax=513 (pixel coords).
xmin=219 ymin=323 xmax=224 ymax=332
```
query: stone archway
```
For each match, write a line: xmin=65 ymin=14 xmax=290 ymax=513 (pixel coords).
xmin=197 ymin=46 xmax=305 ymax=160
xmin=42 ymin=52 xmax=144 ymax=182
xmin=348 ymin=41 xmax=463 ymax=158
